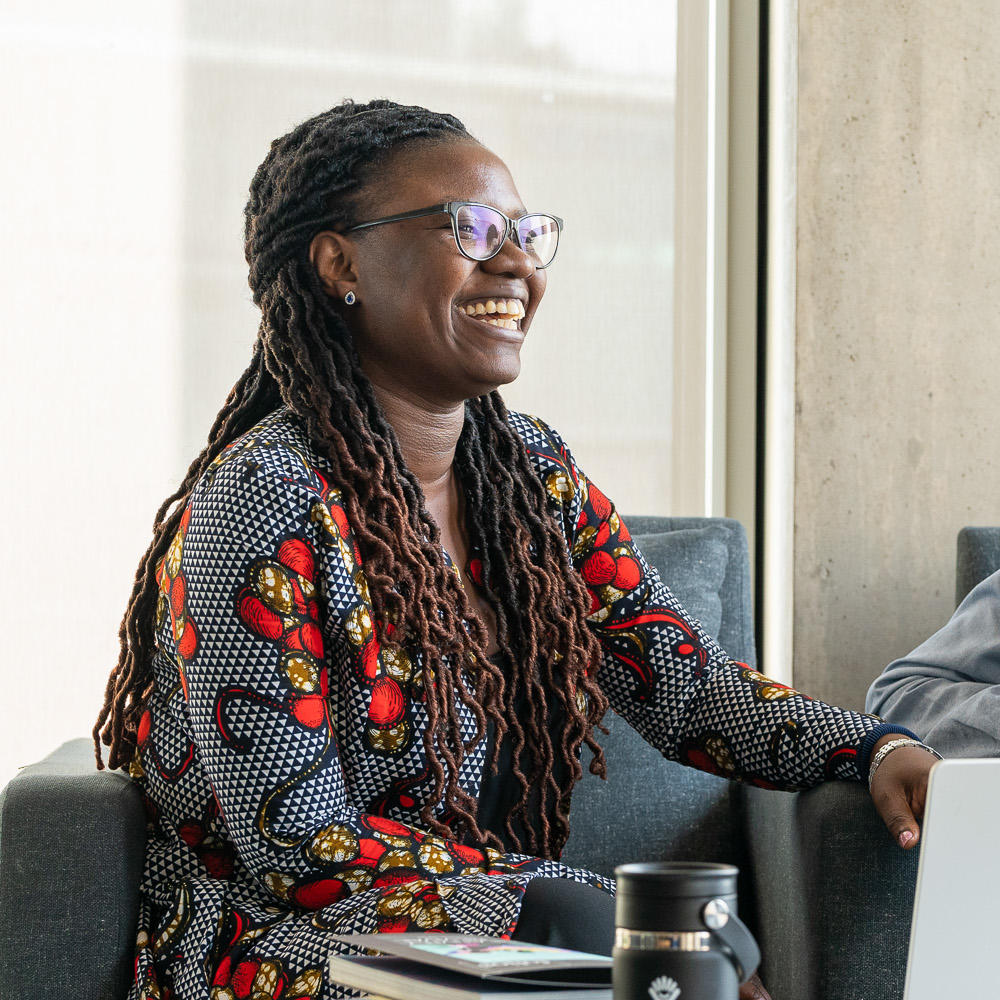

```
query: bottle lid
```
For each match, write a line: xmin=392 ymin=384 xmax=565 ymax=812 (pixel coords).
xmin=614 ymin=861 xmax=738 ymax=900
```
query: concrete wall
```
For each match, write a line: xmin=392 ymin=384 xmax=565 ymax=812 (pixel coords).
xmin=794 ymin=0 xmax=1000 ymax=708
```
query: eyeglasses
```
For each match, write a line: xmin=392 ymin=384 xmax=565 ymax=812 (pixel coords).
xmin=346 ymin=201 xmax=564 ymax=268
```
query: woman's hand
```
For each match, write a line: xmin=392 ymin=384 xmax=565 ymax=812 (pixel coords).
xmin=868 ymin=734 xmax=939 ymax=849
xmin=740 ymin=972 xmax=772 ymax=999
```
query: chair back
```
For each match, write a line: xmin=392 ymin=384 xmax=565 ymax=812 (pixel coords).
xmin=956 ymin=526 xmax=1000 ymax=605
xmin=562 ymin=516 xmax=756 ymax=892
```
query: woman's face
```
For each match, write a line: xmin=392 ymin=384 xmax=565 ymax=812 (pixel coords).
xmin=331 ymin=139 xmax=547 ymax=406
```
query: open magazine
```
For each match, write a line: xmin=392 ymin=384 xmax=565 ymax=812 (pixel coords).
xmin=327 ymin=933 xmax=612 ymax=1000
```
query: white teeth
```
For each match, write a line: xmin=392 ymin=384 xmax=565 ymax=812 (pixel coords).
xmin=461 ymin=299 xmax=526 ymax=323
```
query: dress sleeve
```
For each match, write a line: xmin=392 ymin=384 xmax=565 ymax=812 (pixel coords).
xmin=865 ymin=569 xmax=1000 ymax=757
xmin=534 ymin=421 xmax=914 ymax=790
xmin=176 ymin=453 xmax=544 ymax=920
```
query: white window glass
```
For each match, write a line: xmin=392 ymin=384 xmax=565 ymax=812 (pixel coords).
xmin=176 ymin=0 xmax=678 ymax=518
xmin=0 ymin=0 xmax=681 ymax=784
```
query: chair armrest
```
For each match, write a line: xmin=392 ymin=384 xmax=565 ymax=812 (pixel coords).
xmin=563 ymin=713 xmax=749 ymax=881
xmin=0 ymin=738 xmax=146 ymax=999
xmin=745 ymin=781 xmax=918 ymax=1000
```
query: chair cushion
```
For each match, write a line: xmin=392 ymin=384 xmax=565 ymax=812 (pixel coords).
xmin=561 ymin=522 xmax=746 ymax=881
xmin=633 ymin=524 xmax=730 ymax=642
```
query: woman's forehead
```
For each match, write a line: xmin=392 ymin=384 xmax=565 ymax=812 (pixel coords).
xmin=365 ymin=139 xmax=527 ymax=217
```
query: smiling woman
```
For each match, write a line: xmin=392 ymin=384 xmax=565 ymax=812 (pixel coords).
xmin=92 ymin=99 xmax=937 ymax=1000
xmin=307 ymin=140 xmax=548 ymax=404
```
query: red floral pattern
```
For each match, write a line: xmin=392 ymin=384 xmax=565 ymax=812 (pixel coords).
xmin=128 ymin=407 xmax=890 ymax=1000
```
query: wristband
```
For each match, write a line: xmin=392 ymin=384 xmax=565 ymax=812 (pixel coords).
xmin=867 ymin=737 xmax=942 ymax=790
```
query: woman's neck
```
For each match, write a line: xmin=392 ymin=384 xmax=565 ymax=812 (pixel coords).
xmin=368 ymin=379 xmax=465 ymax=493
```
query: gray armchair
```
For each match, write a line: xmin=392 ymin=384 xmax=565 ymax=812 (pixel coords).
xmin=956 ymin=527 xmax=1000 ymax=605
xmin=0 ymin=741 xmax=145 ymax=996
xmin=746 ymin=526 xmax=1000 ymax=999
xmin=6 ymin=520 xmax=994 ymax=999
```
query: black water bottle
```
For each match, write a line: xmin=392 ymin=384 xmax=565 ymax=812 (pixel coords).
xmin=613 ymin=862 xmax=760 ymax=1000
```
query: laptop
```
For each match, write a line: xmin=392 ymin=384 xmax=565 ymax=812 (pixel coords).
xmin=904 ymin=758 xmax=1000 ymax=999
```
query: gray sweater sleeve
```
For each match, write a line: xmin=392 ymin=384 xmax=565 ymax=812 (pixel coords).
xmin=865 ymin=569 xmax=1000 ymax=756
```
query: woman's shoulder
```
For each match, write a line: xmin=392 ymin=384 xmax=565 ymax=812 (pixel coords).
xmin=191 ymin=405 xmax=333 ymax=506
xmin=504 ymin=409 xmax=584 ymax=516
xmin=505 ymin=409 xmax=577 ymax=477
xmin=505 ymin=409 xmax=570 ymax=459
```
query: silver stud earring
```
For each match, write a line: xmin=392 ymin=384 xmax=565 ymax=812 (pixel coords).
xmin=344 ymin=291 xmax=357 ymax=306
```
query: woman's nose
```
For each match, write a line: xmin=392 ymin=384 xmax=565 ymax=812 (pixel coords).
xmin=482 ymin=234 xmax=536 ymax=279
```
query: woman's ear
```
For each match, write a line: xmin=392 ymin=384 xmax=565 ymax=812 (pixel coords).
xmin=309 ymin=231 xmax=358 ymax=301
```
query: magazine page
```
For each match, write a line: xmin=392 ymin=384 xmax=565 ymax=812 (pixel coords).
xmin=330 ymin=933 xmax=612 ymax=982
xmin=327 ymin=955 xmax=613 ymax=1000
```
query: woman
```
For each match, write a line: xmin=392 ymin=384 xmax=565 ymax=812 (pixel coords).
xmin=94 ymin=100 xmax=936 ymax=1000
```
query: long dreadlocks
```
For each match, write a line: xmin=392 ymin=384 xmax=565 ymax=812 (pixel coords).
xmin=94 ymin=99 xmax=609 ymax=859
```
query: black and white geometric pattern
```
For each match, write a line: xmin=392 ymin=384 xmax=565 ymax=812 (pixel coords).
xmin=128 ymin=405 xmax=901 ymax=1000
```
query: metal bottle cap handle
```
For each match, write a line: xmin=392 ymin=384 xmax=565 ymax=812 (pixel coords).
xmin=700 ymin=898 xmax=761 ymax=984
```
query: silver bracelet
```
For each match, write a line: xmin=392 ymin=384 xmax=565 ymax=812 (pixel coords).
xmin=868 ymin=737 xmax=942 ymax=789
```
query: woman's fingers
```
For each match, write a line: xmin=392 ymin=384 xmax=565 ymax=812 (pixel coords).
xmin=739 ymin=972 xmax=772 ymax=999
xmin=911 ymin=774 xmax=928 ymax=820
xmin=869 ymin=745 xmax=938 ymax=849
xmin=875 ymin=786 xmax=920 ymax=848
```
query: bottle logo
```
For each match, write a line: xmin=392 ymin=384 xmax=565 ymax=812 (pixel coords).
xmin=648 ymin=975 xmax=681 ymax=1000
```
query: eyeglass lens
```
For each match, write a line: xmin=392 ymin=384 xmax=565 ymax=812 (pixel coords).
xmin=455 ymin=204 xmax=559 ymax=266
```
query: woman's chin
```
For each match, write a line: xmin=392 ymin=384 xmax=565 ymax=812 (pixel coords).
xmin=471 ymin=356 xmax=522 ymax=396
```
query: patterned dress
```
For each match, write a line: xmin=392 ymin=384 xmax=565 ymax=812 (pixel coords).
xmin=129 ymin=405 xmax=899 ymax=1000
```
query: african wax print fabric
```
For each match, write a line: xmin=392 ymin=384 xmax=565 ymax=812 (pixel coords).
xmin=128 ymin=405 xmax=891 ymax=1000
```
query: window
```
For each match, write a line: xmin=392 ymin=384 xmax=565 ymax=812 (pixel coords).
xmin=0 ymin=0 xmax=763 ymax=781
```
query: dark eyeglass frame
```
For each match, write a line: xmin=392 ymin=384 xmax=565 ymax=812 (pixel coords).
xmin=345 ymin=201 xmax=564 ymax=268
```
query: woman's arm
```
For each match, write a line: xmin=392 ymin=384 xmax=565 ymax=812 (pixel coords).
xmin=528 ymin=418 xmax=917 ymax=791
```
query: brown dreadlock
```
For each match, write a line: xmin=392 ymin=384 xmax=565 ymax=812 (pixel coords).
xmin=94 ymin=99 xmax=609 ymax=859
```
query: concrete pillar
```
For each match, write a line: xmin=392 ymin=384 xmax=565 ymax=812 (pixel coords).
xmin=794 ymin=0 xmax=1000 ymax=707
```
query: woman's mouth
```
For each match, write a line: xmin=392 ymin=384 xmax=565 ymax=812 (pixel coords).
xmin=458 ymin=298 xmax=525 ymax=330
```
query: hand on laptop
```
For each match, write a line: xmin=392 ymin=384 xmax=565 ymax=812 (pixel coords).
xmin=868 ymin=734 xmax=940 ymax=849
